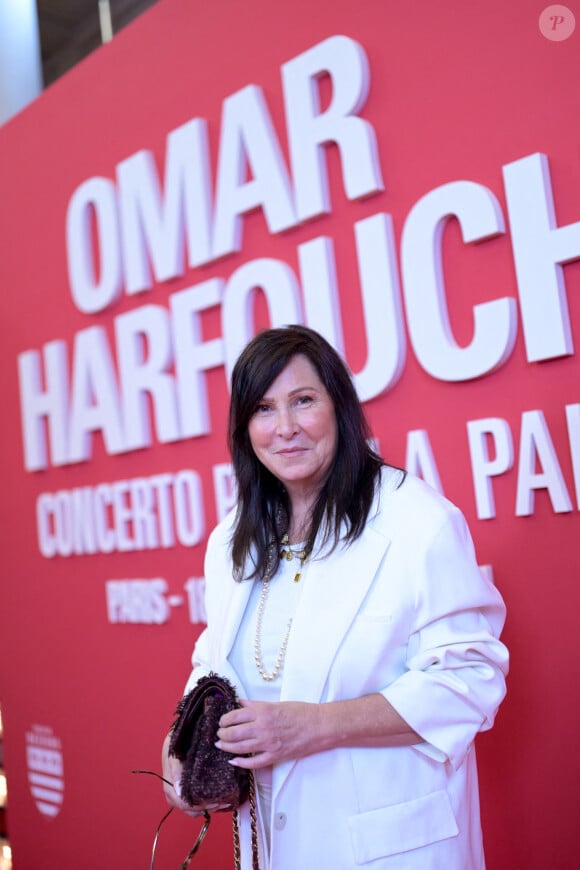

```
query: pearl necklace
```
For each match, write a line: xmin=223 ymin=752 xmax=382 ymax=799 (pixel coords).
xmin=254 ymin=537 xmax=310 ymax=682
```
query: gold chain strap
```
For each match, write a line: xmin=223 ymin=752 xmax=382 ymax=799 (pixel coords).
xmin=233 ymin=809 xmax=241 ymax=870
xmin=232 ymin=772 xmax=260 ymax=870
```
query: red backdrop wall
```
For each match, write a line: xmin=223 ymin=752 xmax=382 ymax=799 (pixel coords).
xmin=1 ymin=1 xmax=579 ymax=867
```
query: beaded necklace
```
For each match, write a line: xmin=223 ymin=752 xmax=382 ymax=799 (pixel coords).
xmin=253 ymin=537 xmax=311 ymax=682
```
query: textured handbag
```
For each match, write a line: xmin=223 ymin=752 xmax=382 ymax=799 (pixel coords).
xmin=168 ymin=673 xmax=260 ymax=869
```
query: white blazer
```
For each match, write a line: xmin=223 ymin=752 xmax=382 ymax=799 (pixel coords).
xmin=186 ymin=470 xmax=509 ymax=870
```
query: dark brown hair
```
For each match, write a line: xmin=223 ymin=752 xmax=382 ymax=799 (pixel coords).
xmin=228 ymin=325 xmax=385 ymax=580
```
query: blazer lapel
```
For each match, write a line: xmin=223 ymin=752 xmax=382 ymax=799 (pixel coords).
xmin=279 ymin=524 xmax=391 ymax=704
xmin=271 ymin=524 xmax=391 ymax=799
xmin=212 ymin=574 xmax=254 ymax=666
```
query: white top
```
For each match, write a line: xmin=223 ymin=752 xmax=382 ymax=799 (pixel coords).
xmin=228 ymin=547 xmax=309 ymax=855
xmin=228 ymin=546 xmax=308 ymax=703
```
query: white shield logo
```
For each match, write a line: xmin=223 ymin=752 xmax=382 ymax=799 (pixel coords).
xmin=25 ymin=726 xmax=64 ymax=818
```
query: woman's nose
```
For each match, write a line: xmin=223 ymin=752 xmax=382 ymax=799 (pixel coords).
xmin=276 ymin=407 xmax=298 ymax=436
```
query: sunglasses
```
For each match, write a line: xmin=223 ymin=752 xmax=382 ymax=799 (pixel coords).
xmin=132 ymin=769 xmax=210 ymax=870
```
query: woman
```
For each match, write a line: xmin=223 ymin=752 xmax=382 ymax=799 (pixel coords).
xmin=162 ymin=325 xmax=508 ymax=869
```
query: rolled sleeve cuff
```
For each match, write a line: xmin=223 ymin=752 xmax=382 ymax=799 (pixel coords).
xmin=381 ymin=675 xmax=487 ymax=770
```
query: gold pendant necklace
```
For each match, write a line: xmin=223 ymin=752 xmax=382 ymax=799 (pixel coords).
xmin=254 ymin=538 xmax=310 ymax=682
xmin=279 ymin=533 xmax=310 ymax=583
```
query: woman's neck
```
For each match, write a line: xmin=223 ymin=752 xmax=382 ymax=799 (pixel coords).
xmin=287 ymin=491 xmax=317 ymax=543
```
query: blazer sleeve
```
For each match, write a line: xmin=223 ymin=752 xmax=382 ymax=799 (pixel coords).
xmin=381 ymin=504 xmax=509 ymax=770
xmin=182 ymin=517 xmax=230 ymax=694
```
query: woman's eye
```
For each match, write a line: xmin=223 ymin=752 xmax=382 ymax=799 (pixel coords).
xmin=255 ymin=403 xmax=271 ymax=414
xmin=296 ymin=394 xmax=313 ymax=406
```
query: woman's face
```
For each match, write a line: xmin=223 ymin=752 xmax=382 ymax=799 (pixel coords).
xmin=248 ymin=354 xmax=338 ymax=500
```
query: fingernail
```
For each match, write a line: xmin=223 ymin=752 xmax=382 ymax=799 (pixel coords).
xmin=227 ymin=759 xmax=239 ymax=767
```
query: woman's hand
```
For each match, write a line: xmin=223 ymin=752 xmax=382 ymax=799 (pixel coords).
xmin=160 ymin=732 xmax=229 ymax=815
xmin=215 ymin=699 xmax=324 ymax=768
xmin=215 ymin=694 xmax=422 ymax=769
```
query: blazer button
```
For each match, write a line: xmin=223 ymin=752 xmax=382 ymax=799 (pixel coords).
xmin=274 ymin=812 xmax=287 ymax=830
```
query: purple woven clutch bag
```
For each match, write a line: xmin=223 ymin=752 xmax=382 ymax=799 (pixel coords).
xmin=168 ymin=673 xmax=250 ymax=811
